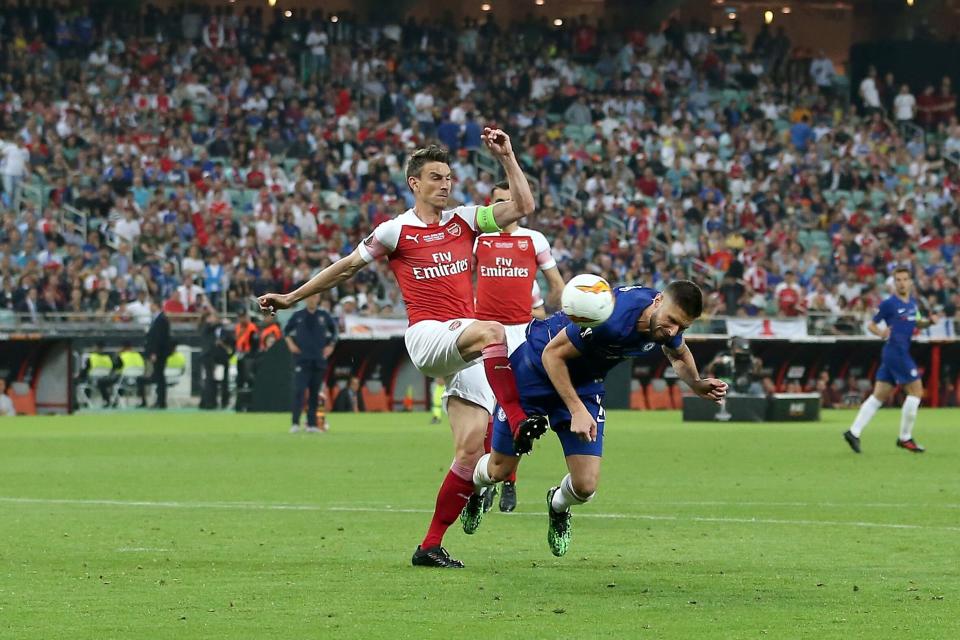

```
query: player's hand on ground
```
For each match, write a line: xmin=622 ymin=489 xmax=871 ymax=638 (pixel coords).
xmin=570 ymin=409 xmax=597 ymax=443
xmin=481 ymin=127 xmax=513 ymax=158
xmin=258 ymin=292 xmax=292 ymax=315
xmin=693 ymin=378 xmax=728 ymax=404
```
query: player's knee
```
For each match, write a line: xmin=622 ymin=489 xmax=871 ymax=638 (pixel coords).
xmin=477 ymin=321 xmax=506 ymax=348
xmin=454 ymin=444 xmax=485 ymax=468
xmin=571 ymin=474 xmax=599 ymax=499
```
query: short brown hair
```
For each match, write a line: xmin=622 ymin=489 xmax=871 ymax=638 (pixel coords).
xmin=491 ymin=180 xmax=511 ymax=202
xmin=405 ymin=145 xmax=449 ymax=180
xmin=664 ymin=280 xmax=704 ymax=319
xmin=893 ymin=265 xmax=912 ymax=276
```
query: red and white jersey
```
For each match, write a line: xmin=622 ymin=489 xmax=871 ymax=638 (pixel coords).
xmin=358 ymin=206 xmax=480 ymax=325
xmin=474 ymin=227 xmax=555 ymax=325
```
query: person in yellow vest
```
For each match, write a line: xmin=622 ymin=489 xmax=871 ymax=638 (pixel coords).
xmin=116 ymin=343 xmax=147 ymax=407
xmin=166 ymin=349 xmax=186 ymax=371
xmin=86 ymin=342 xmax=118 ymax=406
xmin=430 ymin=376 xmax=446 ymax=424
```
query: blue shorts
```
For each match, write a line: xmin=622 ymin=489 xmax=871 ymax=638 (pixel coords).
xmin=492 ymin=393 xmax=606 ymax=457
xmin=876 ymin=351 xmax=920 ymax=385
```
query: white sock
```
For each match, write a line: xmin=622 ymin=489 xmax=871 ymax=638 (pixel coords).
xmin=850 ymin=395 xmax=883 ymax=437
xmin=473 ymin=453 xmax=495 ymax=495
xmin=899 ymin=395 xmax=921 ymax=441
xmin=550 ymin=473 xmax=593 ymax=512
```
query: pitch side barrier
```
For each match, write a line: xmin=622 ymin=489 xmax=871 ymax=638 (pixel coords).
xmin=4 ymin=322 xmax=958 ymax=415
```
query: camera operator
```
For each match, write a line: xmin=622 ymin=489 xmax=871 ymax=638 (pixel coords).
xmin=706 ymin=337 xmax=765 ymax=395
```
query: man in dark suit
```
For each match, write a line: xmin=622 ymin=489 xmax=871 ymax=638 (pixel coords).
xmin=15 ymin=287 xmax=40 ymax=324
xmin=144 ymin=298 xmax=172 ymax=409
xmin=332 ymin=376 xmax=365 ymax=413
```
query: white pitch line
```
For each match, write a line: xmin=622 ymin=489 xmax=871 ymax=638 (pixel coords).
xmin=327 ymin=506 xmax=960 ymax=532
xmin=2 ymin=496 xmax=958 ymax=533
xmin=0 ymin=496 xmax=325 ymax=511
xmin=612 ymin=500 xmax=960 ymax=510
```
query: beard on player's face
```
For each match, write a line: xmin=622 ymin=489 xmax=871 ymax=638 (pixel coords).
xmin=648 ymin=299 xmax=688 ymax=343
xmin=648 ymin=309 xmax=669 ymax=342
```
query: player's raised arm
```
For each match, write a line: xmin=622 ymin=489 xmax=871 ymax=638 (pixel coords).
xmin=258 ymin=249 xmax=367 ymax=314
xmin=662 ymin=340 xmax=727 ymax=404
xmin=542 ymin=266 xmax=565 ymax=310
xmin=475 ymin=128 xmax=535 ymax=233
xmin=542 ymin=329 xmax=597 ymax=442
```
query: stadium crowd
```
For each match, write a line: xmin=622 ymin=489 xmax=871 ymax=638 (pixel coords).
xmin=1 ymin=3 xmax=960 ymax=332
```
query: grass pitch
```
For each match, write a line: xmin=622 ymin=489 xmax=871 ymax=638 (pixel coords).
xmin=1 ymin=409 xmax=959 ymax=639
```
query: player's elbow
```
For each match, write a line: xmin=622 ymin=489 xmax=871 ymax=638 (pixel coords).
xmin=516 ymin=196 xmax=536 ymax=216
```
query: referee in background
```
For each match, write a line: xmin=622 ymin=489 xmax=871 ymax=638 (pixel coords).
xmin=285 ymin=293 xmax=338 ymax=433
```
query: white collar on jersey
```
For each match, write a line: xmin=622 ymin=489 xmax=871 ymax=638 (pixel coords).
xmin=400 ymin=207 xmax=464 ymax=228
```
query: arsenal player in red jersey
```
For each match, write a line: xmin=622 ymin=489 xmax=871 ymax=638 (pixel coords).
xmin=471 ymin=181 xmax=565 ymax=514
xmin=258 ymin=129 xmax=548 ymax=568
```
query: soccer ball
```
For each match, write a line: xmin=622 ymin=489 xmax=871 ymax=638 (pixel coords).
xmin=561 ymin=274 xmax=615 ymax=328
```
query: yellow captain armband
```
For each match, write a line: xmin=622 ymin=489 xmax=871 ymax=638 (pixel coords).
xmin=476 ymin=205 xmax=502 ymax=233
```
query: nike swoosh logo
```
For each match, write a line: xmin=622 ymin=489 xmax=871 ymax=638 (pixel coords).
xmin=456 ymin=493 xmax=472 ymax=500
xmin=494 ymin=365 xmax=512 ymax=370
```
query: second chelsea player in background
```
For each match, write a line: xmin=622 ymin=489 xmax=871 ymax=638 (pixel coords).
xmin=461 ymin=280 xmax=727 ymax=556
xmin=844 ymin=266 xmax=936 ymax=454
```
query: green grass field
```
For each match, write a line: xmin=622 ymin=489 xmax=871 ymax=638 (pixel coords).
xmin=1 ymin=409 xmax=959 ymax=639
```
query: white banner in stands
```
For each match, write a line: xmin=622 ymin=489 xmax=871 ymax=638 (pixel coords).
xmin=343 ymin=314 xmax=408 ymax=338
xmin=726 ymin=318 xmax=808 ymax=338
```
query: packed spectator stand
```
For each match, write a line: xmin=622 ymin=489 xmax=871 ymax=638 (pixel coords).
xmin=1 ymin=2 xmax=959 ymax=338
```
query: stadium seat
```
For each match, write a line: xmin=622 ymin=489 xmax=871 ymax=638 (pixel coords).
xmin=10 ymin=382 xmax=36 ymax=416
xmin=629 ymin=379 xmax=647 ymax=410
xmin=163 ymin=365 xmax=187 ymax=408
xmin=646 ymin=379 xmax=672 ymax=411
xmin=361 ymin=380 xmax=390 ymax=412
xmin=116 ymin=366 xmax=145 ymax=408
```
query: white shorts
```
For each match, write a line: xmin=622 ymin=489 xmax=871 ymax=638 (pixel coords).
xmin=404 ymin=318 xmax=475 ymax=379
xmin=505 ymin=322 xmax=529 ymax=356
xmin=406 ymin=318 xmax=530 ymax=417
xmin=444 ymin=361 xmax=496 ymax=415
xmin=442 ymin=322 xmax=531 ymax=416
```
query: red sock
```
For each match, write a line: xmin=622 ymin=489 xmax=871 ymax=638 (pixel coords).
xmin=481 ymin=343 xmax=527 ymax=433
xmin=421 ymin=463 xmax=474 ymax=549
xmin=507 ymin=469 xmax=517 ymax=483
xmin=483 ymin=417 xmax=493 ymax=454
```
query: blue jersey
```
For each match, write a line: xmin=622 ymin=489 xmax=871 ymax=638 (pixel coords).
xmin=873 ymin=295 xmax=918 ymax=354
xmin=284 ymin=308 xmax=339 ymax=363
xmin=511 ymin=286 xmax=683 ymax=397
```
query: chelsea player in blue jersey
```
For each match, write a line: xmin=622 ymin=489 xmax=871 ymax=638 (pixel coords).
xmin=844 ymin=267 xmax=935 ymax=454
xmin=460 ymin=280 xmax=727 ymax=556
